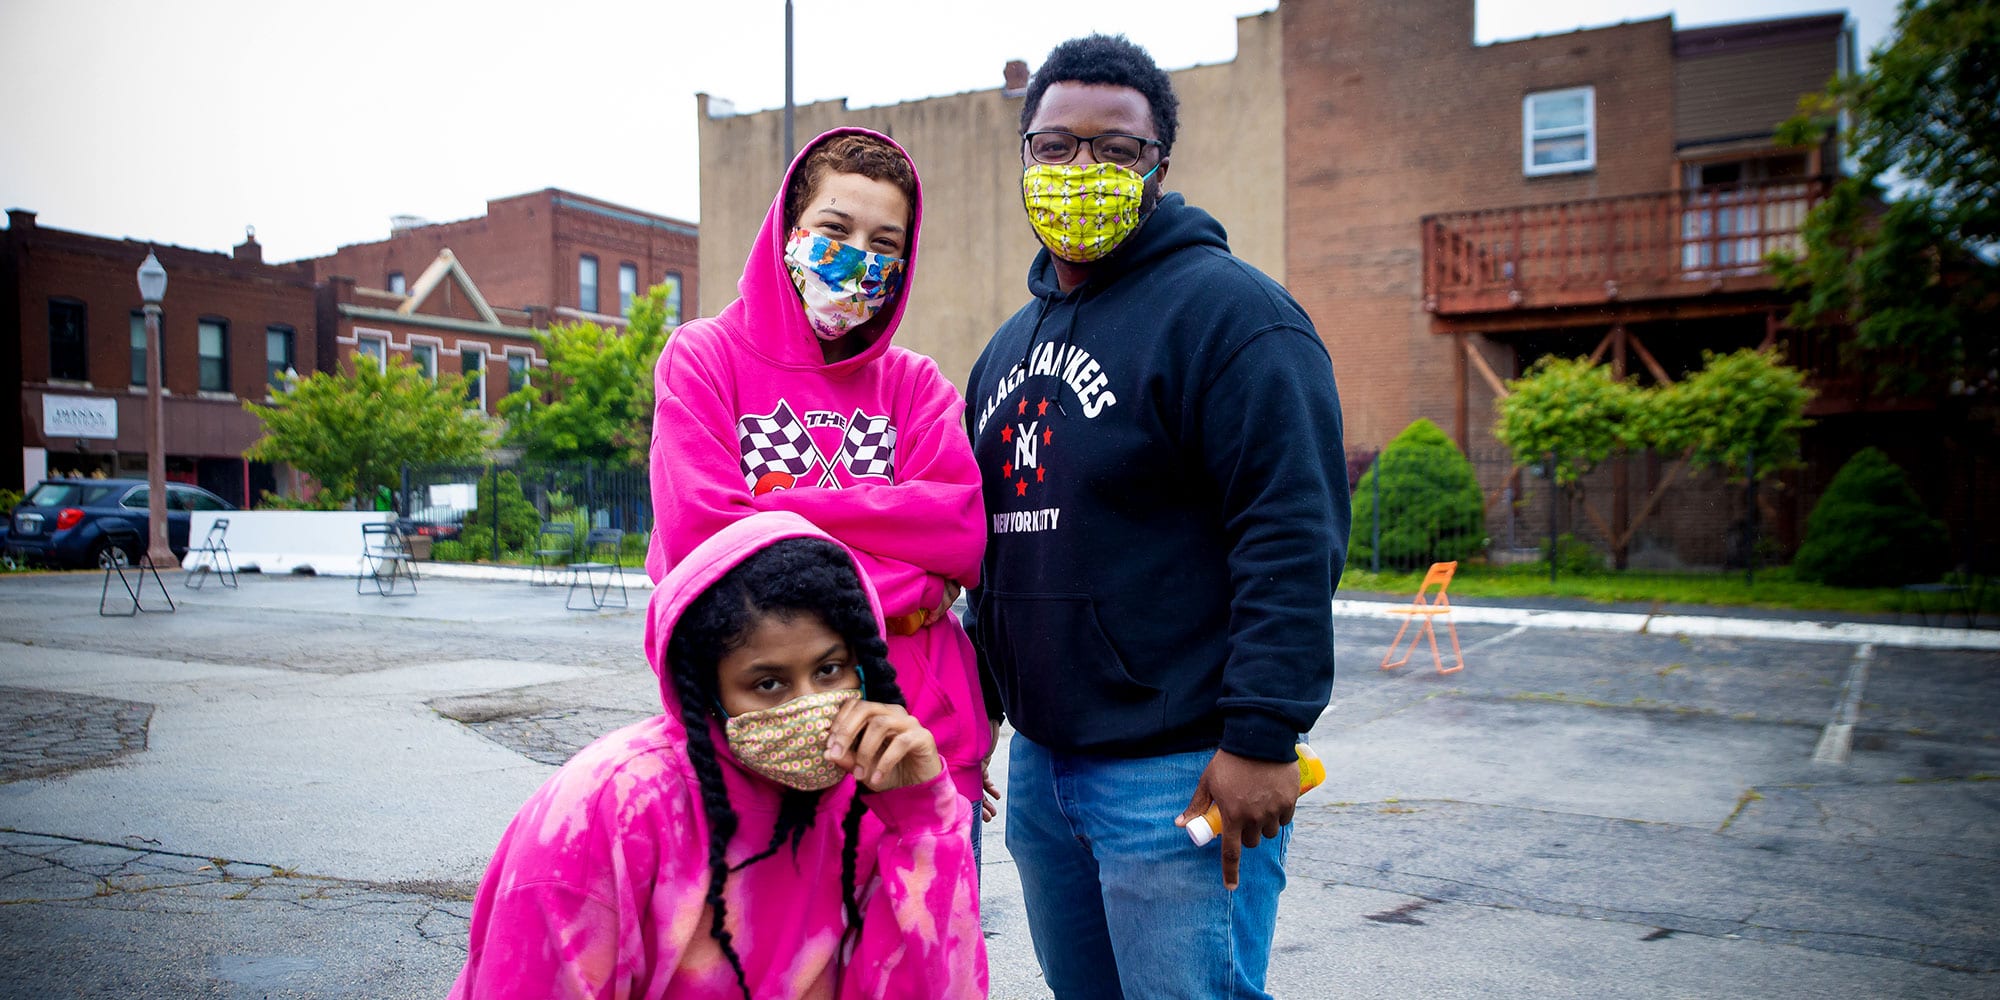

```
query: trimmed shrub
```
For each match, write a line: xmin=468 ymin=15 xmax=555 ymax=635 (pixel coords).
xmin=461 ymin=471 xmax=540 ymax=552
xmin=1793 ymin=447 xmax=1949 ymax=587
xmin=1349 ymin=419 xmax=1487 ymax=570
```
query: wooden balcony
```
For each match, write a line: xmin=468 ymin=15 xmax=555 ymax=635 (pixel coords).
xmin=1422 ymin=178 xmax=1831 ymax=321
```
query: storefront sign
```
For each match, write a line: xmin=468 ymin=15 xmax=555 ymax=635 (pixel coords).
xmin=43 ymin=394 xmax=118 ymax=439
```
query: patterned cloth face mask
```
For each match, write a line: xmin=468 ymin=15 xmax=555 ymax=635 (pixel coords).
xmin=1021 ymin=161 xmax=1156 ymax=263
xmin=784 ymin=229 xmax=906 ymax=342
xmin=723 ymin=687 xmax=864 ymax=791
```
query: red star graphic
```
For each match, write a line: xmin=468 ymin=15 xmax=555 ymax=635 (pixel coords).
xmin=1015 ymin=479 xmax=1028 ymax=496
xmin=1000 ymin=425 xmax=1013 ymax=443
xmin=1036 ymin=466 xmax=1046 ymax=482
xmin=1002 ymin=461 xmax=1013 ymax=478
xmin=1042 ymin=427 xmax=1053 ymax=445
xmin=1037 ymin=398 xmax=1049 ymax=416
xmin=1017 ymin=398 xmax=1028 ymax=415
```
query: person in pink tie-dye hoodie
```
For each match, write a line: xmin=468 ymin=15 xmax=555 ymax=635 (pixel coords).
xmin=451 ymin=511 xmax=987 ymax=999
xmin=644 ymin=128 xmax=996 ymax=842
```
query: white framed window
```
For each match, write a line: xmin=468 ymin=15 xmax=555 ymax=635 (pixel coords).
xmin=355 ymin=335 xmax=387 ymax=372
xmin=579 ymin=254 xmax=599 ymax=313
xmin=387 ymin=271 xmax=406 ymax=295
xmin=1523 ymin=86 xmax=1595 ymax=176
xmin=462 ymin=350 xmax=485 ymax=410
xmin=198 ymin=318 xmax=231 ymax=392
xmin=618 ymin=262 xmax=639 ymax=314
xmin=412 ymin=342 xmax=438 ymax=380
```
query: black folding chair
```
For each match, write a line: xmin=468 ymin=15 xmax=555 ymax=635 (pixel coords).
xmin=358 ymin=522 xmax=419 ymax=596
xmin=566 ymin=527 xmax=628 ymax=610
xmin=99 ymin=523 xmax=175 ymax=617
xmin=184 ymin=517 xmax=237 ymax=590
xmin=531 ymin=522 xmax=577 ymax=587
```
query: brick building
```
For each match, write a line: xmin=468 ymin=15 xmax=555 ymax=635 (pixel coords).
xmin=694 ymin=2 xmax=1952 ymax=568
xmin=2 ymin=209 xmax=319 ymax=503
xmin=309 ymin=188 xmax=700 ymax=343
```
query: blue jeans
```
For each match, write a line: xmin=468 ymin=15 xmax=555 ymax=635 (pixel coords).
xmin=1006 ymin=734 xmax=1289 ymax=1000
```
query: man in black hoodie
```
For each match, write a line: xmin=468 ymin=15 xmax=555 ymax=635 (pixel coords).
xmin=965 ymin=32 xmax=1349 ymax=1000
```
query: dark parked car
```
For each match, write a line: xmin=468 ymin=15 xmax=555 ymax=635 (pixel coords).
xmin=6 ymin=478 xmax=234 ymax=569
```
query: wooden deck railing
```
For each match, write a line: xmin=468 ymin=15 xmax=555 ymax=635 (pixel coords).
xmin=1422 ymin=178 xmax=1831 ymax=315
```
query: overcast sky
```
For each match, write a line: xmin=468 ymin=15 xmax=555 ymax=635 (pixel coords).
xmin=0 ymin=0 xmax=1895 ymax=264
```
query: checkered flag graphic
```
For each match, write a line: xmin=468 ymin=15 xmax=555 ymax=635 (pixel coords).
xmin=841 ymin=411 xmax=897 ymax=481
xmin=738 ymin=401 xmax=819 ymax=489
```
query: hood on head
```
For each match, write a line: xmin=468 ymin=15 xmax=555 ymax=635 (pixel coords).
xmin=644 ymin=511 xmax=887 ymax=729
xmin=724 ymin=126 xmax=924 ymax=374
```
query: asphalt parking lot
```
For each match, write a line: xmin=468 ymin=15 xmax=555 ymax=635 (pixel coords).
xmin=1 ymin=567 xmax=1996 ymax=998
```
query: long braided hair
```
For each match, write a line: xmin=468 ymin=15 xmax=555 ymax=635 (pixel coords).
xmin=665 ymin=536 xmax=908 ymax=1000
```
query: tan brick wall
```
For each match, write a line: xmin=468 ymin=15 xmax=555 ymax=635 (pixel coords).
xmin=1282 ymin=0 xmax=1676 ymax=449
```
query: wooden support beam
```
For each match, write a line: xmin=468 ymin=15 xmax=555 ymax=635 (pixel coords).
xmin=1455 ymin=332 xmax=1469 ymax=451
xmin=1627 ymin=330 xmax=1675 ymax=385
xmin=1587 ymin=329 xmax=1614 ymax=365
xmin=1464 ymin=336 xmax=1510 ymax=398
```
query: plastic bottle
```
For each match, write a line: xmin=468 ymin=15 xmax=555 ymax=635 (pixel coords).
xmin=1184 ymin=743 xmax=1325 ymax=847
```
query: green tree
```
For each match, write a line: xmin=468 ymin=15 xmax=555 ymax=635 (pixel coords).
xmin=244 ymin=354 xmax=493 ymax=506
xmin=1349 ymin=419 xmax=1487 ymax=569
xmin=1771 ymin=0 xmax=2000 ymax=397
xmin=460 ymin=470 xmax=541 ymax=555
xmin=1656 ymin=348 xmax=1816 ymax=481
xmin=1494 ymin=355 xmax=1653 ymax=485
xmin=1793 ymin=447 xmax=1950 ymax=585
xmin=499 ymin=283 xmax=671 ymax=465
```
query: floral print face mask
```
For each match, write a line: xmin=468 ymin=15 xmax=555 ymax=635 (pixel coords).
xmin=784 ymin=229 xmax=906 ymax=341
xmin=1021 ymin=161 xmax=1155 ymax=263
xmin=723 ymin=687 xmax=863 ymax=790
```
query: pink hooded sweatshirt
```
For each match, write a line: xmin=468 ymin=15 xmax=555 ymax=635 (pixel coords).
xmin=644 ymin=127 xmax=990 ymax=804
xmin=451 ymin=511 xmax=987 ymax=999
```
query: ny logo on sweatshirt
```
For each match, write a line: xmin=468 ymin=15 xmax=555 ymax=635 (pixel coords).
xmin=738 ymin=400 xmax=896 ymax=494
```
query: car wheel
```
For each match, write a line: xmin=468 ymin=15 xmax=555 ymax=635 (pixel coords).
xmin=94 ymin=541 xmax=134 ymax=570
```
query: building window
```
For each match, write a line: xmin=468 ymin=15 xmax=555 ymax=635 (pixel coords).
xmin=198 ymin=319 xmax=230 ymax=393
xmin=579 ymin=254 xmax=599 ymax=313
xmin=49 ymin=299 xmax=87 ymax=381
xmin=661 ymin=272 xmax=683 ymax=327
xmin=508 ymin=354 xmax=529 ymax=394
xmin=355 ymin=335 xmax=387 ymax=373
xmin=266 ymin=326 xmax=295 ymax=392
xmin=387 ymin=271 xmax=406 ymax=295
xmin=1523 ymin=86 xmax=1595 ymax=176
xmin=463 ymin=351 xmax=485 ymax=408
xmin=618 ymin=262 xmax=639 ymax=314
xmin=413 ymin=343 xmax=437 ymax=380
xmin=130 ymin=311 xmax=149 ymax=386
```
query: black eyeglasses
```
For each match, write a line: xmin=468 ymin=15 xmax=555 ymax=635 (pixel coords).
xmin=1023 ymin=130 xmax=1164 ymax=169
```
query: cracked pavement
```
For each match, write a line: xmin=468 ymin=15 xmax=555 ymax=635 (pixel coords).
xmin=2 ymin=570 xmax=1997 ymax=997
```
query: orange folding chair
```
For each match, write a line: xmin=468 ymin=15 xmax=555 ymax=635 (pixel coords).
xmin=1380 ymin=561 xmax=1464 ymax=675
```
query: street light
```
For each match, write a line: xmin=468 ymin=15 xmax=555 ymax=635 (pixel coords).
xmin=136 ymin=250 xmax=174 ymax=570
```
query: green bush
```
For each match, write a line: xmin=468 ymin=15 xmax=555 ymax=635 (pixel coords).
xmin=431 ymin=539 xmax=471 ymax=563
xmin=462 ymin=471 xmax=539 ymax=552
xmin=454 ymin=527 xmax=494 ymax=561
xmin=1793 ymin=447 xmax=1949 ymax=587
xmin=1542 ymin=532 xmax=1606 ymax=576
xmin=1349 ymin=419 xmax=1487 ymax=569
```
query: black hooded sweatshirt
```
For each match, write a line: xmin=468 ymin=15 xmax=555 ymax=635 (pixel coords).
xmin=965 ymin=192 xmax=1349 ymax=763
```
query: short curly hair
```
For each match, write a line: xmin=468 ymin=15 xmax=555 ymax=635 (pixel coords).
xmin=1019 ymin=34 xmax=1179 ymax=155
xmin=783 ymin=132 xmax=917 ymax=234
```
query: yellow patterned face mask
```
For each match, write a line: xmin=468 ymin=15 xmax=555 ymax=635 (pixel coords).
xmin=723 ymin=688 xmax=862 ymax=790
xmin=1021 ymin=161 xmax=1155 ymax=263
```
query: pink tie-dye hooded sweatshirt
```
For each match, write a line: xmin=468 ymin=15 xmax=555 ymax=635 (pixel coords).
xmin=451 ymin=511 xmax=987 ymax=999
xmin=644 ymin=127 xmax=989 ymax=805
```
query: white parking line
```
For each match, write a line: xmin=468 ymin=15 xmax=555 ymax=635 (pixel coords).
xmin=1812 ymin=643 xmax=1874 ymax=766
xmin=1331 ymin=600 xmax=1999 ymax=651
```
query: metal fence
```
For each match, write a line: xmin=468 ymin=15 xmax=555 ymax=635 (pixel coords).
xmin=1348 ymin=444 xmax=1792 ymax=582
xmin=399 ymin=460 xmax=650 ymax=563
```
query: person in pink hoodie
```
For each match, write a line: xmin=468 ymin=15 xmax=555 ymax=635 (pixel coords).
xmin=645 ymin=127 xmax=994 ymax=838
xmin=452 ymin=510 xmax=987 ymax=999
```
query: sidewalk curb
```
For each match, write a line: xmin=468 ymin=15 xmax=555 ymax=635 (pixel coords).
xmin=1332 ymin=598 xmax=2000 ymax=652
